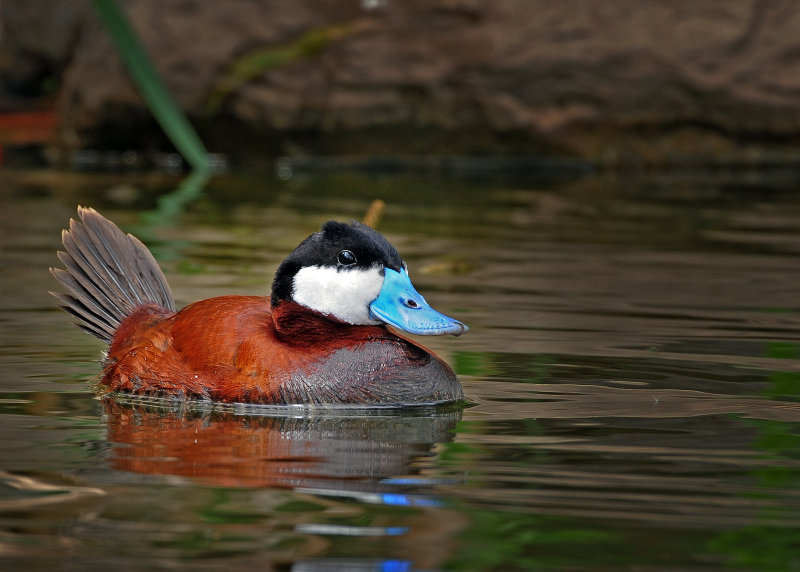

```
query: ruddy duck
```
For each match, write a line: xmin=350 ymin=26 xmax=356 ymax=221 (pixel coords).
xmin=52 ymin=208 xmax=467 ymax=405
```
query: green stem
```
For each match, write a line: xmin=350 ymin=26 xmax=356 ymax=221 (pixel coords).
xmin=92 ymin=0 xmax=210 ymax=174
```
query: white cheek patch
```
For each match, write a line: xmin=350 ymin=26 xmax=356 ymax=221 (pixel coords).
xmin=292 ymin=265 xmax=385 ymax=325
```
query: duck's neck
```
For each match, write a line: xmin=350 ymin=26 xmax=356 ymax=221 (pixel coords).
xmin=270 ymin=299 xmax=391 ymax=346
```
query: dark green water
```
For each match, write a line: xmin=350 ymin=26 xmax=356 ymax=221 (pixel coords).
xmin=2 ymin=167 xmax=800 ymax=571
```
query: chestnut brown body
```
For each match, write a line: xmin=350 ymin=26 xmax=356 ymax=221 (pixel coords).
xmin=104 ymin=296 xmax=462 ymax=405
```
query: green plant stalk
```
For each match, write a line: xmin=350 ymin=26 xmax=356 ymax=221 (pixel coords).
xmin=92 ymin=0 xmax=210 ymax=173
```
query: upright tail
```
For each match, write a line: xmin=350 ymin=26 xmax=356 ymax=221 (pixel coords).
xmin=51 ymin=207 xmax=176 ymax=342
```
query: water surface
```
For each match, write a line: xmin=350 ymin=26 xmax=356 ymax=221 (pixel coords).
xmin=2 ymin=168 xmax=800 ymax=570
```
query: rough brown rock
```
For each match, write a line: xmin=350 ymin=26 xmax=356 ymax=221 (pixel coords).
xmin=5 ymin=0 xmax=800 ymax=165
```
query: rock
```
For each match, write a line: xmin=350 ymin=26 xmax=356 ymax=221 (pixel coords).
xmin=0 ymin=1 xmax=88 ymax=104
xmin=8 ymin=0 xmax=800 ymax=165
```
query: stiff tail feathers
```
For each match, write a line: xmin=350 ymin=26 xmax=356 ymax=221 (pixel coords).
xmin=51 ymin=206 xmax=176 ymax=342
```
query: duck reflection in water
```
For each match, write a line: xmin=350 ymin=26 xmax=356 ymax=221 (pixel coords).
xmin=103 ymin=398 xmax=462 ymax=492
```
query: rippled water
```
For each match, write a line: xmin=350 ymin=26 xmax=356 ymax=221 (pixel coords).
xmin=2 ymin=167 xmax=800 ymax=570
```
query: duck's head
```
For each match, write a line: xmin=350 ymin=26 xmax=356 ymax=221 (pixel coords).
xmin=271 ymin=221 xmax=468 ymax=336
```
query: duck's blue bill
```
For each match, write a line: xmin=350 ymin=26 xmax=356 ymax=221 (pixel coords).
xmin=369 ymin=268 xmax=468 ymax=336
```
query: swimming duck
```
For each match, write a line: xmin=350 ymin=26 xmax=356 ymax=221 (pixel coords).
xmin=51 ymin=207 xmax=467 ymax=405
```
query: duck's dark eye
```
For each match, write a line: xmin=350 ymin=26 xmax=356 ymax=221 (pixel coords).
xmin=337 ymin=249 xmax=357 ymax=266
